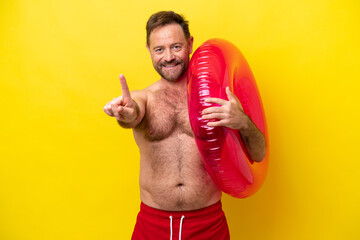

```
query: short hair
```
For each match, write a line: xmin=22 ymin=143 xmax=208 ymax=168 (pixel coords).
xmin=146 ymin=11 xmax=190 ymax=46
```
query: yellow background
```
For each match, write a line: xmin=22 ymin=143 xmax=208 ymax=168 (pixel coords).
xmin=1 ymin=0 xmax=359 ymax=239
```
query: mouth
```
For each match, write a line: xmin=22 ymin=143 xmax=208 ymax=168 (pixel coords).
xmin=162 ymin=62 xmax=180 ymax=69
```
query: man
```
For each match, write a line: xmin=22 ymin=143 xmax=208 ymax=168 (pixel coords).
xmin=103 ymin=11 xmax=266 ymax=240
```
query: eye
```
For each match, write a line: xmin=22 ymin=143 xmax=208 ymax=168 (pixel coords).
xmin=173 ymin=45 xmax=181 ymax=51
xmin=155 ymin=48 xmax=163 ymax=53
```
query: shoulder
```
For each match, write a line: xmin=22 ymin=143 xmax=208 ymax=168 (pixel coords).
xmin=135 ymin=80 xmax=167 ymax=97
xmin=145 ymin=79 xmax=165 ymax=92
xmin=130 ymin=89 xmax=149 ymax=99
xmin=130 ymin=79 xmax=163 ymax=105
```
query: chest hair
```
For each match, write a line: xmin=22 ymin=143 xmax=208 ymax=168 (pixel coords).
xmin=139 ymin=88 xmax=193 ymax=141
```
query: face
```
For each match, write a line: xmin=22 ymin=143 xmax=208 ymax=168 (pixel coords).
xmin=147 ymin=23 xmax=193 ymax=82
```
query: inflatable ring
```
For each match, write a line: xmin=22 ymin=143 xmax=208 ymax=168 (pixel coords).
xmin=187 ymin=39 xmax=269 ymax=198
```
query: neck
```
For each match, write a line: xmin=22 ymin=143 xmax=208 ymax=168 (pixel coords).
xmin=161 ymin=71 xmax=188 ymax=90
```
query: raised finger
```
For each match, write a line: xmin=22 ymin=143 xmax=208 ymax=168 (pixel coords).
xmin=119 ymin=74 xmax=131 ymax=99
xmin=204 ymin=97 xmax=228 ymax=105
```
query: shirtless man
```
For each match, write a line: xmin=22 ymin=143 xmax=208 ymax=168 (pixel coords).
xmin=103 ymin=11 xmax=266 ymax=240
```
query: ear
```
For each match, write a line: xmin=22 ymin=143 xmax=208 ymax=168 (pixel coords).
xmin=188 ymin=36 xmax=194 ymax=54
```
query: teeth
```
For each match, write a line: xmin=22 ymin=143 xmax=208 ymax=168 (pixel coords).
xmin=162 ymin=63 xmax=178 ymax=68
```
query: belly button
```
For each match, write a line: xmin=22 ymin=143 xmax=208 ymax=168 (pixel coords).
xmin=177 ymin=183 xmax=184 ymax=187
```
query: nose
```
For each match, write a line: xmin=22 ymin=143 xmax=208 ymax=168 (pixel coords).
xmin=164 ymin=49 xmax=175 ymax=62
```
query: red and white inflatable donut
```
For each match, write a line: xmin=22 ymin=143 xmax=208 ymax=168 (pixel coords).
xmin=187 ymin=39 xmax=269 ymax=198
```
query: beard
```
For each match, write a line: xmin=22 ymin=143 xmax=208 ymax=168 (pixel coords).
xmin=154 ymin=58 xmax=188 ymax=82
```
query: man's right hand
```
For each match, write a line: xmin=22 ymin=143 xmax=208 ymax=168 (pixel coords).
xmin=103 ymin=74 xmax=140 ymax=125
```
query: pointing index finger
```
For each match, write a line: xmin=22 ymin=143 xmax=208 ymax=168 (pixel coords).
xmin=119 ymin=74 xmax=131 ymax=99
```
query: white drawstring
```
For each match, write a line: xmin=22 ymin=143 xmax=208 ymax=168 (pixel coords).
xmin=169 ymin=215 xmax=185 ymax=240
xmin=169 ymin=216 xmax=173 ymax=240
xmin=179 ymin=215 xmax=185 ymax=240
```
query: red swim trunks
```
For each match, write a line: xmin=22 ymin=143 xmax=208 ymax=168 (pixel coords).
xmin=131 ymin=201 xmax=230 ymax=240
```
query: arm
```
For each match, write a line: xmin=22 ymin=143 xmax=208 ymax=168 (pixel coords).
xmin=201 ymin=87 xmax=266 ymax=162
xmin=103 ymin=74 xmax=146 ymax=129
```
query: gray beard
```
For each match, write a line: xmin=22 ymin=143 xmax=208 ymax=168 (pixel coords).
xmin=155 ymin=60 xmax=188 ymax=82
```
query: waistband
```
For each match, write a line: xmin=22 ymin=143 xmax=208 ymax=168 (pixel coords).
xmin=140 ymin=201 xmax=223 ymax=220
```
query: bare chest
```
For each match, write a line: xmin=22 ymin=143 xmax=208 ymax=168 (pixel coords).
xmin=139 ymin=88 xmax=193 ymax=141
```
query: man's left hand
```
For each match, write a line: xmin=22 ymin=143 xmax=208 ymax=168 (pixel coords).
xmin=202 ymin=87 xmax=249 ymax=130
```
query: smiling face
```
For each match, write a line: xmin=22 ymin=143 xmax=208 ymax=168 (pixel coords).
xmin=147 ymin=23 xmax=193 ymax=82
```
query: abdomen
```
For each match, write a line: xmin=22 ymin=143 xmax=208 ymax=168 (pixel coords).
xmin=139 ymin=133 xmax=221 ymax=211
